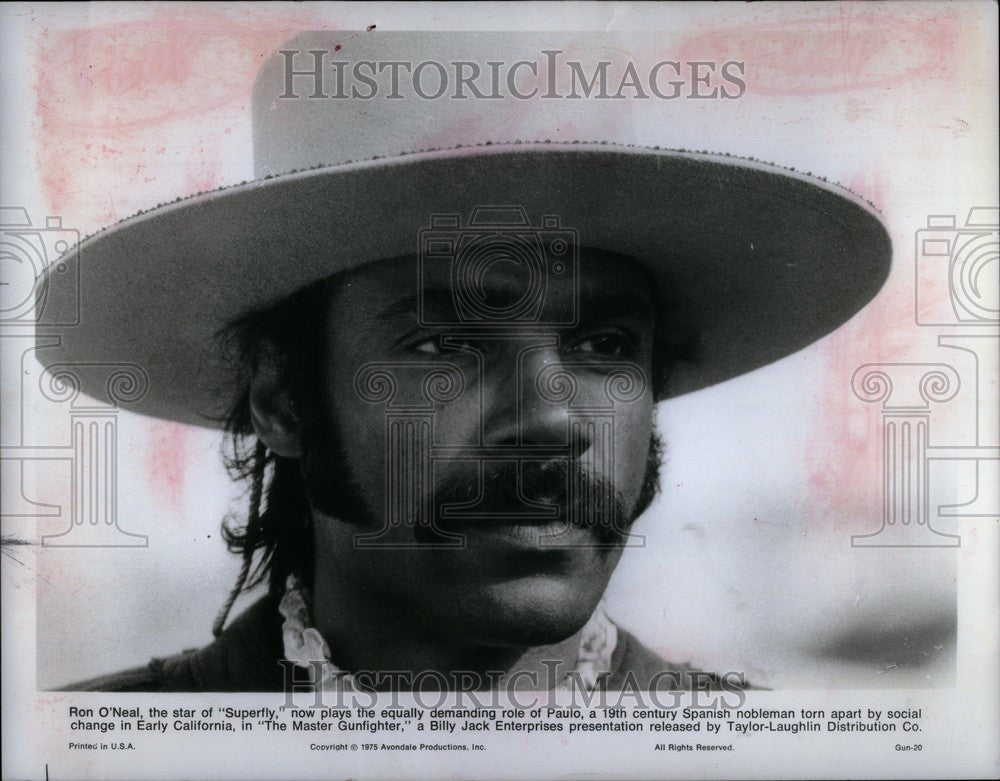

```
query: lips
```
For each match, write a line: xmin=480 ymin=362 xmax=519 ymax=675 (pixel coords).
xmin=417 ymin=463 xmax=630 ymax=547
xmin=454 ymin=516 xmax=602 ymax=549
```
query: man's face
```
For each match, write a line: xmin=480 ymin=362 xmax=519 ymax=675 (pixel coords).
xmin=304 ymin=250 xmax=658 ymax=648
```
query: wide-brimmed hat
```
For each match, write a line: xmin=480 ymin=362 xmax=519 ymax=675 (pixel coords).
xmin=35 ymin=31 xmax=891 ymax=428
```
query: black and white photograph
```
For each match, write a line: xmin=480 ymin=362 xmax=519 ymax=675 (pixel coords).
xmin=2 ymin=2 xmax=997 ymax=779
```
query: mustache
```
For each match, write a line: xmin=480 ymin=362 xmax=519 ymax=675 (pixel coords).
xmin=414 ymin=459 xmax=632 ymax=545
xmin=302 ymin=414 xmax=662 ymax=547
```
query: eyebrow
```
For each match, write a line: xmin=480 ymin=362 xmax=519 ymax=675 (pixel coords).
xmin=577 ymin=292 xmax=654 ymax=322
xmin=376 ymin=289 xmax=454 ymax=322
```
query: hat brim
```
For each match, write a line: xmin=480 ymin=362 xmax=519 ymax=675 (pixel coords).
xmin=36 ymin=144 xmax=891 ymax=428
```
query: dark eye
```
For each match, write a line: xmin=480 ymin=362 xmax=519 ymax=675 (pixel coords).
xmin=567 ymin=332 xmax=631 ymax=357
xmin=406 ymin=334 xmax=479 ymax=356
xmin=410 ymin=337 xmax=442 ymax=355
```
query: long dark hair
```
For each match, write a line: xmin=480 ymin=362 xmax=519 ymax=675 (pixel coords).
xmin=211 ymin=276 xmax=337 ymax=636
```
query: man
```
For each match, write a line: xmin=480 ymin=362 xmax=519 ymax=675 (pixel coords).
xmin=42 ymin=31 xmax=891 ymax=692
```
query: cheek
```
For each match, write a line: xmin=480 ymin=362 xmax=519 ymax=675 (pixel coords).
xmin=326 ymin=368 xmax=387 ymax=478
xmin=604 ymin=393 xmax=655 ymax=487
xmin=426 ymin=392 xmax=487 ymax=446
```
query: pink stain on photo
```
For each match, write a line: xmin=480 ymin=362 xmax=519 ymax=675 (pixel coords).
xmin=33 ymin=8 xmax=326 ymax=222
xmin=145 ymin=422 xmax=192 ymax=510
xmin=802 ymin=164 xmax=956 ymax=532
xmin=676 ymin=10 xmax=959 ymax=97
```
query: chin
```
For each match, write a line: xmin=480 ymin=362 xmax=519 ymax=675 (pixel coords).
xmin=451 ymin=574 xmax=608 ymax=649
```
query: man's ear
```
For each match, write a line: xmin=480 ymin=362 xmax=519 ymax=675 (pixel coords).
xmin=248 ymin=351 xmax=303 ymax=458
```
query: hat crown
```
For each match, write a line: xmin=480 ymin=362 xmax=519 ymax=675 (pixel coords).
xmin=252 ymin=31 xmax=639 ymax=177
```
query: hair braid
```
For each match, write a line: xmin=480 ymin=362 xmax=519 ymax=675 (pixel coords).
xmin=212 ymin=440 xmax=269 ymax=637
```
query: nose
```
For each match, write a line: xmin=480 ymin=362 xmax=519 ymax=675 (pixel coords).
xmin=482 ymin=341 xmax=587 ymax=450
